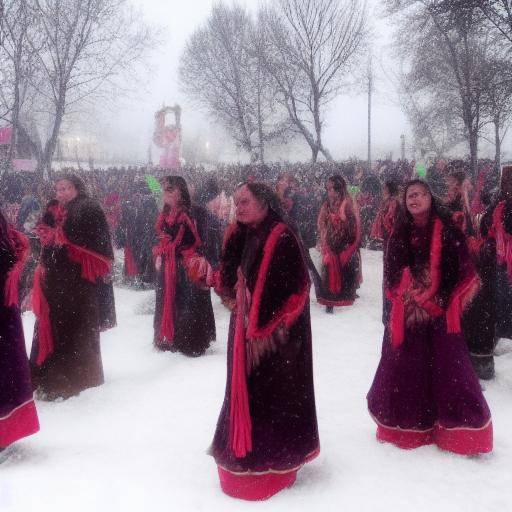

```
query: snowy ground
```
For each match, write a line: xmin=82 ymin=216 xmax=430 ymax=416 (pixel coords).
xmin=2 ymin=250 xmax=512 ymax=512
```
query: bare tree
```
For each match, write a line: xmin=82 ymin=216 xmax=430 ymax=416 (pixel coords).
xmin=259 ymin=0 xmax=368 ymax=162
xmin=17 ymin=0 xmax=155 ymax=178
xmin=179 ymin=3 xmax=288 ymax=163
xmin=0 ymin=0 xmax=42 ymax=177
xmin=386 ymin=0 xmax=500 ymax=176
xmin=480 ymin=56 xmax=512 ymax=166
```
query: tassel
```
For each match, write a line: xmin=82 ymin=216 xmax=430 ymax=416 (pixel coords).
xmin=229 ymin=268 xmax=252 ymax=458
xmin=387 ymin=268 xmax=411 ymax=349
xmin=31 ymin=265 xmax=54 ymax=366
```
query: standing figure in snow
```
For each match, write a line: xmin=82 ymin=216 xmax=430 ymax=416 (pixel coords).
xmin=210 ymin=183 xmax=319 ymax=501
xmin=444 ymin=172 xmax=496 ymax=379
xmin=316 ymin=175 xmax=361 ymax=313
xmin=30 ymin=176 xmax=116 ymax=400
xmin=153 ymin=176 xmax=215 ymax=356
xmin=0 ymin=209 xmax=39 ymax=454
xmin=370 ymin=180 xmax=402 ymax=252
xmin=367 ymin=180 xmax=493 ymax=455
xmin=115 ymin=180 xmax=158 ymax=288
xmin=192 ymin=178 xmax=223 ymax=272
xmin=480 ymin=165 xmax=512 ymax=342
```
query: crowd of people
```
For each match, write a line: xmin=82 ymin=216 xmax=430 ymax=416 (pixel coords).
xmin=0 ymin=155 xmax=508 ymax=500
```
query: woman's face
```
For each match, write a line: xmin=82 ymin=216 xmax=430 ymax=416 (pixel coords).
xmin=163 ymin=184 xmax=182 ymax=209
xmin=234 ymin=185 xmax=268 ymax=226
xmin=406 ymin=184 xmax=432 ymax=218
xmin=55 ymin=180 xmax=78 ymax=205
xmin=326 ymin=180 xmax=341 ymax=203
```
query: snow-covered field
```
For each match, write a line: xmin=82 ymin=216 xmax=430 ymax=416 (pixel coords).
xmin=2 ymin=250 xmax=511 ymax=512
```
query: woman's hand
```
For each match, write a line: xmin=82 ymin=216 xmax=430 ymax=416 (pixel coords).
xmin=155 ymin=255 xmax=162 ymax=271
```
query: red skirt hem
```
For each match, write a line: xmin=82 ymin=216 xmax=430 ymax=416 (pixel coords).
xmin=217 ymin=466 xmax=297 ymax=501
xmin=435 ymin=421 xmax=493 ymax=455
xmin=377 ymin=425 xmax=434 ymax=449
xmin=376 ymin=421 xmax=493 ymax=455
xmin=0 ymin=400 xmax=40 ymax=448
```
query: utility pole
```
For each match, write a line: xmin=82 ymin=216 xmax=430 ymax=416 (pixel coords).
xmin=367 ymin=55 xmax=372 ymax=172
xmin=400 ymin=134 xmax=405 ymax=160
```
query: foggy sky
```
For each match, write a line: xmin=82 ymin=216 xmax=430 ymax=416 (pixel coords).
xmin=94 ymin=0 xmax=500 ymax=165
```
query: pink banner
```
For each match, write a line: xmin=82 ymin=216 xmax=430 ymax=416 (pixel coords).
xmin=12 ymin=159 xmax=37 ymax=172
xmin=0 ymin=126 xmax=12 ymax=145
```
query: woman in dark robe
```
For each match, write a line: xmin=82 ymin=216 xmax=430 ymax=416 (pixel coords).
xmin=153 ymin=176 xmax=215 ymax=356
xmin=370 ymin=180 xmax=402 ymax=252
xmin=444 ymin=172 xmax=497 ymax=380
xmin=480 ymin=165 xmax=512 ymax=342
xmin=115 ymin=180 xmax=158 ymax=288
xmin=367 ymin=180 xmax=492 ymax=455
xmin=0 ymin=209 xmax=39 ymax=452
xmin=316 ymin=175 xmax=361 ymax=313
xmin=210 ymin=183 xmax=319 ymax=501
xmin=30 ymin=175 xmax=116 ymax=400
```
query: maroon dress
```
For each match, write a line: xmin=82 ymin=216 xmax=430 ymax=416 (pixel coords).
xmin=1 ymin=219 xmax=39 ymax=447
xmin=367 ymin=213 xmax=492 ymax=454
xmin=316 ymin=198 xmax=361 ymax=307
xmin=210 ymin=212 xmax=319 ymax=500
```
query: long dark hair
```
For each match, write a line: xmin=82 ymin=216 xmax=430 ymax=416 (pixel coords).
xmin=242 ymin=181 xmax=284 ymax=221
xmin=386 ymin=179 xmax=460 ymax=294
xmin=327 ymin=175 xmax=348 ymax=201
xmin=162 ymin=175 xmax=191 ymax=212
xmin=56 ymin=174 xmax=88 ymax=198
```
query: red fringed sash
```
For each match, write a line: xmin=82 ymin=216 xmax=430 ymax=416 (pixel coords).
xmin=65 ymin=240 xmax=111 ymax=282
xmin=446 ymin=274 xmax=480 ymax=334
xmin=230 ymin=268 xmax=253 ymax=458
xmin=386 ymin=218 xmax=443 ymax=348
xmin=31 ymin=265 xmax=54 ymax=366
xmin=153 ymin=225 xmax=185 ymax=345
xmin=4 ymin=229 xmax=30 ymax=307
xmin=491 ymin=201 xmax=512 ymax=282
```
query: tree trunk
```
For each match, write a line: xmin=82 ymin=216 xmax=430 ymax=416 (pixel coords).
xmin=468 ymin=128 xmax=478 ymax=179
xmin=311 ymin=145 xmax=319 ymax=163
xmin=494 ymin=115 xmax=501 ymax=170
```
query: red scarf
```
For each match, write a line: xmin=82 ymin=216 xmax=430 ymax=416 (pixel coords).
xmin=321 ymin=199 xmax=361 ymax=294
xmin=386 ymin=218 xmax=443 ymax=348
xmin=4 ymin=228 xmax=30 ymax=307
xmin=490 ymin=201 xmax=512 ymax=282
xmin=153 ymin=211 xmax=201 ymax=346
xmin=386 ymin=217 xmax=479 ymax=348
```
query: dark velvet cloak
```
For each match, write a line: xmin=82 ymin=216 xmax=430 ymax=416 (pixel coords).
xmin=445 ymin=197 xmax=496 ymax=358
xmin=211 ymin=213 xmax=319 ymax=473
xmin=30 ymin=196 xmax=115 ymax=399
xmin=481 ymin=199 xmax=512 ymax=339
xmin=115 ymin=192 xmax=158 ymax=284
xmin=316 ymin=200 xmax=361 ymax=306
xmin=153 ymin=210 xmax=215 ymax=356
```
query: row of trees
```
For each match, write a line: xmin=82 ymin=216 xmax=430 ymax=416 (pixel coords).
xmin=179 ymin=0 xmax=369 ymax=164
xmin=0 ymin=0 xmax=155 ymax=179
xmin=390 ymin=0 xmax=512 ymax=176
